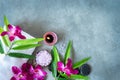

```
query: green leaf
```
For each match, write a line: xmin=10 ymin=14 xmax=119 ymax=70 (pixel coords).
xmin=4 ymin=16 xmax=9 ymax=26
xmin=0 ymin=27 xmax=4 ymax=33
xmin=59 ymin=73 xmax=68 ymax=78
xmin=50 ymin=46 xmax=60 ymax=77
xmin=0 ymin=27 xmax=10 ymax=47
xmin=64 ymin=41 xmax=72 ymax=64
xmin=4 ymin=16 xmax=9 ymax=30
xmin=13 ymin=38 xmax=44 ymax=45
xmin=1 ymin=36 xmax=10 ymax=47
xmin=53 ymin=46 xmax=60 ymax=62
xmin=58 ymin=77 xmax=67 ymax=80
xmin=51 ymin=62 xmax=57 ymax=77
xmin=73 ymin=57 xmax=91 ymax=69
xmin=0 ymin=40 xmax=4 ymax=53
xmin=12 ymin=44 xmax=40 ymax=50
xmin=8 ymin=52 xmax=35 ymax=59
xmin=70 ymin=75 xmax=89 ymax=80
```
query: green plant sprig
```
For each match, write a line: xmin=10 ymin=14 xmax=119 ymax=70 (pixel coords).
xmin=0 ymin=16 xmax=44 ymax=59
xmin=50 ymin=41 xmax=91 ymax=80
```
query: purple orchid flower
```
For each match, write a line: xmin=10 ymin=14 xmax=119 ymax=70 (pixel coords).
xmin=11 ymin=66 xmax=27 ymax=80
xmin=21 ymin=63 xmax=32 ymax=73
xmin=11 ymin=63 xmax=47 ymax=80
xmin=29 ymin=65 xmax=47 ymax=80
xmin=1 ymin=24 xmax=26 ymax=41
xmin=22 ymin=63 xmax=47 ymax=80
xmin=57 ymin=58 xmax=79 ymax=76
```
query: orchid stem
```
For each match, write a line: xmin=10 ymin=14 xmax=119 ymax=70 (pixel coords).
xmin=55 ymin=77 xmax=58 ymax=80
xmin=6 ymin=42 xmax=13 ymax=55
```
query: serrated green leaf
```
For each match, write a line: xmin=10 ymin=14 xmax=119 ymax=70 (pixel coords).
xmin=64 ymin=41 xmax=72 ymax=64
xmin=4 ymin=16 xmax=9 ymax=30
xmin=13 ymin=38 xmax=44 ymax=45
xmin=70 ymin=75 xmax=89 ymax=80
xmin=73 ymin=57 xmax=91 ymax=69
xmin=0 ymin=40 xmax=4 ymax=53
xmin=0 ymin=27 xmax=10 ymax=47
xmin=8 ymin=52 xmax=35 ymax=59
xmin=50 ymin=46 xmax=60 ymax=77
xmin=12 ymin=44 xmax=40 ymax=50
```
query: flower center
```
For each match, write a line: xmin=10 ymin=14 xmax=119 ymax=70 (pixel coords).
xmin=64 ymin=68 xmax=70 ymax=73
xmin=34 ymin=69 xmax=39 ymax=73
xmin=19 ymin=74 xmax=23 ymax=78
xmin=8 ymin=31 xmax=14 ymax=36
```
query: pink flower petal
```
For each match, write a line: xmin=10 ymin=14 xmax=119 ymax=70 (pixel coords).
xmin=26 ymin=75 xmax=33 ymax=80
xmin=19 ymin=78 xmax=26 ymax=80
xmin=65 ymin=72 xmax=71 ymax=76
xmin=63 ymin=68 xmax=72 ymax=76
xmin=15 ymin=26 xmax=21 ymax=33
xmin=35 ymin=65 xmax=42 ymax=70
xmin=12 ymin=66 xmax=21 ymax=74
xmin=8 ymin=24 xmax=14 ymax=31
xmin=17 ymin=34 xmax=26 ymax=39
xmin=16 ymin=73 xmax=27 ymax=80
xmin=10 ymin=77 xmax=16 ymax=80
xmin=32 ymin=65 xmax=47 ymax=79
xmin=71 ymin=69 xmax=79 ymax=74
xmin=9 ymin=36 xmax=15 ymax=41
xmin=66 ymin=58 xmax=72 ymax=68
xmin=1 ymin=31 xmax=8 ymax=36
xmin=57 ymin=58 xmax=79 ymax=76
xmin=57 ymin=61 xmax=64 ymax=71
xmin=33 ymin=70 xmax=46 ymax=78
xmin=21 ymin=63 xmax=32 ymax=73
xmin=39 ymin=70 xmax=47 ymax=77
xmin=41 ymin=69 xmax=47 ymax=76
xmin=35 ymin=65 xmax=47 ymax=77
xmin=38 ymin=77 xmax=44 ymax=80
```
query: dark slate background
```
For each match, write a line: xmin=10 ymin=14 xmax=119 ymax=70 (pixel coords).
xmin=0 ymin=0 xmax=120 ymax=80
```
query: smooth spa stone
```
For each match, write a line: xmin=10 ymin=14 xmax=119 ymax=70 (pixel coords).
xmin=79 ymin=64 xmax=91 ymax=76
xmin=0 ymin=0 xmax=120 ymax=80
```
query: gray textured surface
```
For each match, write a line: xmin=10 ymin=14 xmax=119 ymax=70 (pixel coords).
xmin=0 ymin=0 xmax=120 ymax=80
